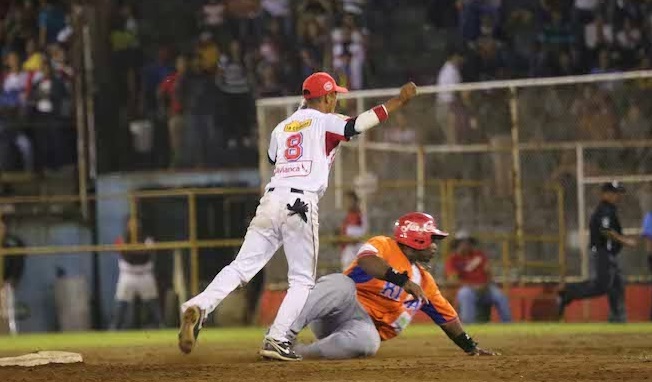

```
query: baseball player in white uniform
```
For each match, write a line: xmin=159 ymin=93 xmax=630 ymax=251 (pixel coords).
xmin=178 ymin=72 xmax=417 ymax=361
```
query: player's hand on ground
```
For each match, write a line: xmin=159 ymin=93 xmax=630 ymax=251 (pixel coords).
xmin=467 ymin=347 xmax=500 ymax=356
xmin=399 ymin=82 xmax=417 ymax=104
xmin=403 ymin=280 xmax=429 ymax=304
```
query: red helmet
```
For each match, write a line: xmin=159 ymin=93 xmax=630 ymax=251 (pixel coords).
xmin=393 ymin=212 xmax=448 ymax=250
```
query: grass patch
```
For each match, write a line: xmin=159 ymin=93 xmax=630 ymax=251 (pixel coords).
xmin=1 ymin=323 xmax=651 ymax=353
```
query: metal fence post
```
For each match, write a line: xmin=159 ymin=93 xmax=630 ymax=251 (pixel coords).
xmin=188 ymin=193 xmax=199 ymax=296
xmin=508 ymin=86 xmax=525 ymax=286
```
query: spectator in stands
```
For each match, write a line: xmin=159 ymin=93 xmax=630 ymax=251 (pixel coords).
xmin=178 ymin=54 xmax=219 ymax=168
xmin=217 ymin=40 xmax=254 ymax=147
xmin=196 ymin=31 xmax=220 ymax=74
xmin=261 ymin=0 xmax=292 ymax=37
xmin=200 ymin=0 xmax=226 ymax=41
xmin=584 ymin=15 xmax=614 ymax=53
xmin=110 ymin=2 xmax=141 ymax=117
xmin=1 ymin=51 xmax=28 ymax=110
xmin=0 ymin=112 xmax=32 ymax=175
xmin=332 ymin=13 xmax=366 ymax=90
xmin=49 ymin=43 xmax=73 ymax=85
xmin=436 ymin=46 xmax=464 ymax=145
xmin=27 ymin=62 xmax=69 ymax=171
xmin=38 ymin=0 xmax=66 ymax=48
xmin=299 ymin=19 xmax=327 ymax=74
xmin=22 ymin=38 xmax=44 ymax=73
xmin=615 ymin=18 xmax=643 ymax=68
xmin=3 ymin=2 xmax=32 ymax=55
xmin=572 ymin=85 xmax=618 ymax=141
xmin=0 ymin=215 xmax=26 ymax=334
xmin=445 ymin=231 xmax=512 ymax=324
xmin=141 ymin=46 xmax=174 ymax=119
xmin=590 ymin=48 xmax=616 ymax=74
xmin=159 ymin=54 xmax=187 ymax=168
xmin=111 ymin=217 xmax=163 ymax=330
xmin=339 ymin=191 xmax=367 ymax=270
xmin=256 ymin=64 xmax=283 ymax=98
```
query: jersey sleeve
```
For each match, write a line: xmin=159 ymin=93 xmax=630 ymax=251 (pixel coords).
xmin=323 ymin=113 xmax=349 ymax=138
xmin=267 ymin=130 xmax=278 ymax=164
xmin=420 ymin=273 xmax=458 ymax=325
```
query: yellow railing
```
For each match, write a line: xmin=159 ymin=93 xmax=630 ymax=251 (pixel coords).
xmin=0 ymin=181 xmax=567 ymax=295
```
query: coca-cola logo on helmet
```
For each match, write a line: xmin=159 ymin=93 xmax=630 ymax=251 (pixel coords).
xmin=400 ymin=220 xmax=437 ymax=234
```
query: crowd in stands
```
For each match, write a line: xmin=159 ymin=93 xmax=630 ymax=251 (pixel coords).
xmin=111 ymin=0 xmax=369 ymax=169
xmin=0 ymin=0 xmax=74 ymax=176
xmin=432 ymin=0 xmax=652 ymax=81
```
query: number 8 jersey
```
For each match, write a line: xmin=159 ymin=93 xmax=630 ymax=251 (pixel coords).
xmin=267 ymin=108 xmax=350 ymax=198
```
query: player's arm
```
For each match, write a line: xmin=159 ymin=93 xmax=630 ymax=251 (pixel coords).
xmin=357 ymin=254 xmax=429 ymax=303
xmin=328 ymin=82 xmax=418 ymax=139
xmin=602 ymin=230 xmax=637 ymax=247
xmin=420 ymin=284 xmax=498 ymax=356
xmin=267 ymin=130 xmax=278 ymax=165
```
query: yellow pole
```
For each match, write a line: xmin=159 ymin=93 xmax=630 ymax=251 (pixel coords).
xmin=557 ymin=184 xmax=566 ymax=289
xmin=188 ymin=193 xmax=199 ymax=296
xmin=508 ymin=87 xmax=525 ymax=287
xmin=128 ymin=194 xmax=138 ymax=242
xmin=0 ymin=213 xmax=4 ymax=286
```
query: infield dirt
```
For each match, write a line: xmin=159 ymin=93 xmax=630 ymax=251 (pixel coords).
xmin=0 ymin=326 xmax=651 ymax=382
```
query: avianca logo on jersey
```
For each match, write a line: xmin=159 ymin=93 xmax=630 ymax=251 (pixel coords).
xmin=274 ymin=161 xmax=313 ymax=177
xmin=284 ymin=119 xmax=312 ymax=132
xmin=400 ymin=220 xmax=438 ymax=234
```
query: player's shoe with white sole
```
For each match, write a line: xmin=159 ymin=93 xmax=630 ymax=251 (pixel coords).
xmin=178 ymin=306 xmax=204 ymax=354
xmin=259 ymin=338 xmax=302 ymax=361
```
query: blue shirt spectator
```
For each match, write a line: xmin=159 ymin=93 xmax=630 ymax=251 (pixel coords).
xmin=38 ymin=0 xmax=67 ymax=47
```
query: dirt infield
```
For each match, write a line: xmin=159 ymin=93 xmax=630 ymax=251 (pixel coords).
xmin=1 ymin=326 xmax=651 ymax=382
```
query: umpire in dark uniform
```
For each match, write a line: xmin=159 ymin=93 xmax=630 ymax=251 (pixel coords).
xmin=558 ymin=181 xmax=637 ymax=322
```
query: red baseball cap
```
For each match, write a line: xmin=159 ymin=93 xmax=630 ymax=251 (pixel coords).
xmin=302 ymin=72 xmax=348 ymax=99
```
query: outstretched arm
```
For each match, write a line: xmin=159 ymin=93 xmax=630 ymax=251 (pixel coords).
xmin=439 ymin=318 xmax=499 ymax=356
xmin=339 ymin=82 xmax=418 ymax=139
xmin=357 ymin=255 xmax=429 ymax=303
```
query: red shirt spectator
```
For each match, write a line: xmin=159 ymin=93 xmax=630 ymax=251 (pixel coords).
xmin=159 ymin=71 xmax=182 ymax=116
xmin=445 ymin=233 xmax=490 ymax=285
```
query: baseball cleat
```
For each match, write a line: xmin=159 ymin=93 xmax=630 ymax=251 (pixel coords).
xmin=259 ymin=338 xmax=302 ymax=361
xmin=178 ymin=306 xmax=203 ymax=354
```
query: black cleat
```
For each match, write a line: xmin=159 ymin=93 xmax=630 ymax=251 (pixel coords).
xmin=178 ymin=306 xmax=203 ymax=354
xmin=259 ymin=338 xmax=302 ymax=361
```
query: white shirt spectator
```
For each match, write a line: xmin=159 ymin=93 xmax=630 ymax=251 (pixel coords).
xmin=340 ymin=0 xmax=366 ymax=15
xmin=585 ymin=21 xmax=613 ymax=49
xmin=436 ymin=61 xmax=461 ymax=104
xmin=616 ymin=25 xmax=642 ymax=50
xmin=574 ymin=0 xmax=598 ymax=10
xmin=262 ymin=0 xmax=290 ymax=17
xmin=203 ymin=0 xmax=225 ymax=26
xmin=3 ymin=72 xmax=28 ymax=93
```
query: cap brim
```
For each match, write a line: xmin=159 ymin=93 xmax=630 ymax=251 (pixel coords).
xmin=433 ymin=229 xmax=449 ymax=238
xmin=334 ymin=85 xmax=349 ymax=93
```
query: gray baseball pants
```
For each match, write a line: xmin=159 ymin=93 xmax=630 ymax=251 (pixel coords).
xmin=288 ymin=273 xmax=381 ymax=359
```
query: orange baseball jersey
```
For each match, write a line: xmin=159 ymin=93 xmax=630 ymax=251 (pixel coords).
xmin=344 ymin=236 xmax=458 ymax=340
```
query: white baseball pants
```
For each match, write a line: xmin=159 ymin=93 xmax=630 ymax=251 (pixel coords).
xmin=182 ymin=188 xmax=319 ymax=342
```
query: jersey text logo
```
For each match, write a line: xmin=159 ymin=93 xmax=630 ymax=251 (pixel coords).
xmin=284 ymin=119 xmax=312 ymax=132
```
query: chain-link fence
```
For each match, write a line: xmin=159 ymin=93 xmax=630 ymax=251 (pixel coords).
xmin=257 ymin=71 xmax=652 ymax=284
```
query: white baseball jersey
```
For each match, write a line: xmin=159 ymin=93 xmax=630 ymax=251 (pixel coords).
xmin=267 ymin=108 xmax=349 ymax=197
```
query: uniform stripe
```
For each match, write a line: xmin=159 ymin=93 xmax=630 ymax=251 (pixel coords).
xmin=421 ymin=302 xmax=455 ymax=325
xmin=347 ymin=266 xmax=374 ymax=283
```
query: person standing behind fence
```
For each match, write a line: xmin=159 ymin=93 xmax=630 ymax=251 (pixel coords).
xmin=111 ymin=217 xmax=163 ymax=330
xmin=159 ymin=54 xmax=187 ymax=168
xmin=0 ymin=215 xmax=25 ymax=335
xmin=445 ymin=231 xmax=511 ymax=323
xmin=558 ymin=182 xmax=638 ymax=322
xmin=642 ymin=209 xmax=652 ymax=320
xmin=339 ymin=191 xmax=367 ymax=270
